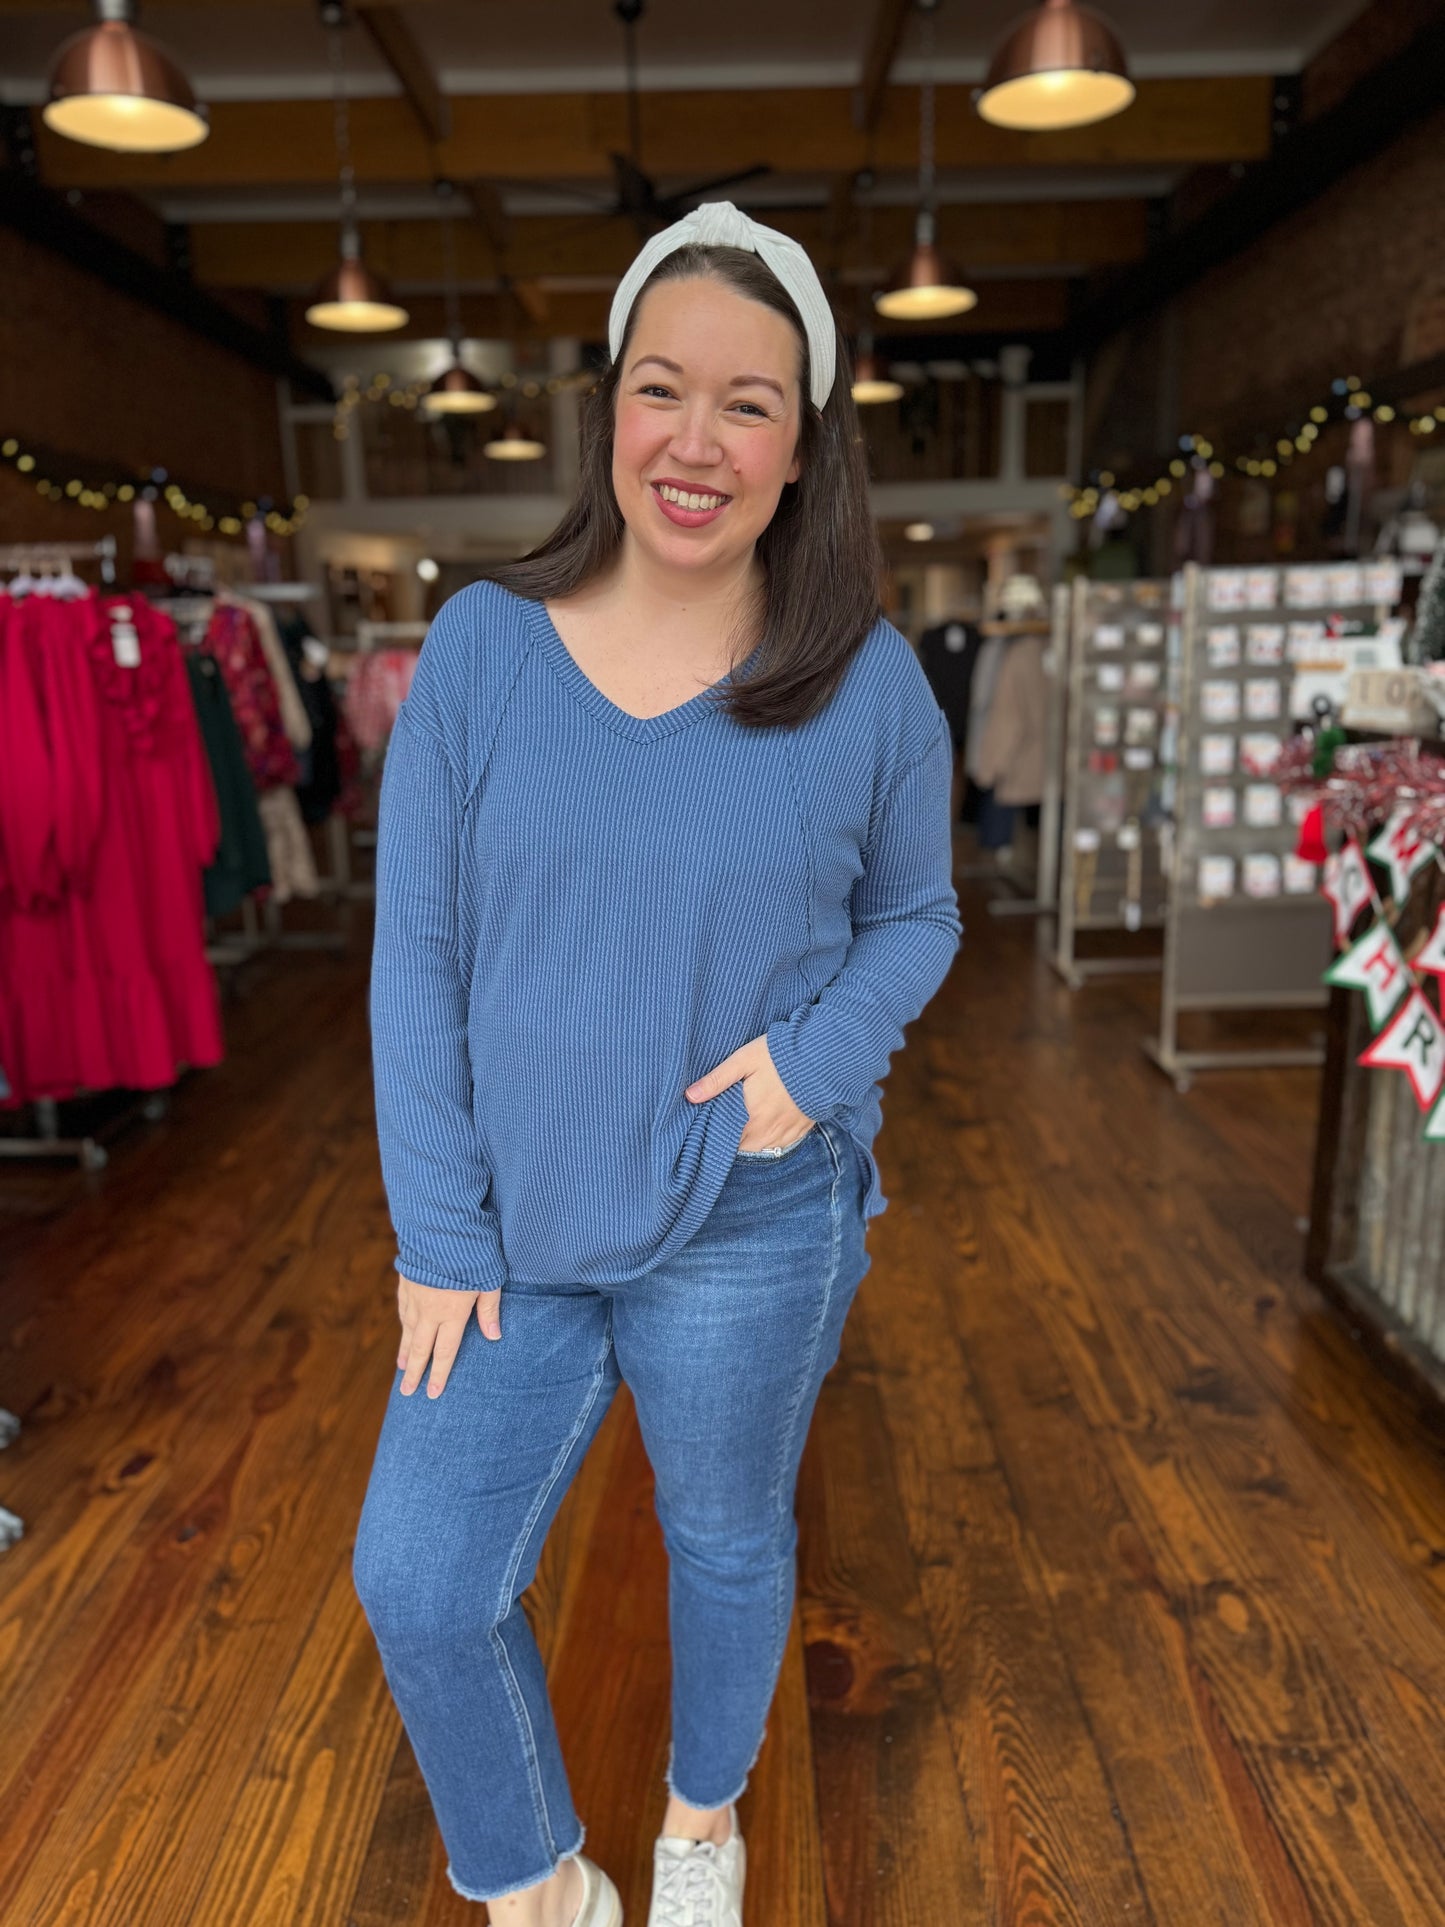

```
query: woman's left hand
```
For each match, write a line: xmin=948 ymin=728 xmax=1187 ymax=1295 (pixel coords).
xmin=685 ymin=1034 xmax=816 ymax=1152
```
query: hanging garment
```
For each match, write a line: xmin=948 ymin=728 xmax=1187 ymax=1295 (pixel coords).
xmin=202 ymin=601 xmax=301 ymax=791
xmin=255 ymin=787 xmax=319 ymax=904
xmin=343 ymin=647 xmax=419 ymax=752
xmin=0 ymin=593 xmax=225 ymax=1105
xmin=0 ymin=593 xmax=62 ymax=913
xmin=917 ymin=619 xmax=982 ymax=749
xmin=964 ymin=634 xmax=1009 ymax=787
xmin=186 ymin=650 xmax=271 ymax=918
xmin=229 ymin=593 xmax=313 ymax=756
xmin=276 ymin=612 xmax=348 ymax=825
xmin=973 ymin=634 xmax=1049 ymax=806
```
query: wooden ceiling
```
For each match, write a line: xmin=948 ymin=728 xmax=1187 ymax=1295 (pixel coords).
xmin=0 ymin=0 xmax=1374 ymax=356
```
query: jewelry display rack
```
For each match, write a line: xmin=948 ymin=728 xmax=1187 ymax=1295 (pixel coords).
xmin=1051 ymin=576 xmax=1175 ymax=988
xmin=1145 ymin=558 xmax=1402 ymax=1091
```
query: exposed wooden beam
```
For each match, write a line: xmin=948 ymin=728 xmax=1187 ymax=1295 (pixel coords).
xmin=463 ymin=178 xmax=510 ymax=262
xmin=854 ymin=0 xmax=914 ymax=135
xmin=355 ymin=3 xmax=450 ymax=145
xmin=188 ymin=200 xmax=1150 ymax=289
xmin=507 ymin=278 xmax=550 ymax=325
xmin=34 ymin=77 xmax=1274 ymax=191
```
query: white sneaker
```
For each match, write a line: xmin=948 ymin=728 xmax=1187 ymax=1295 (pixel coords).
xmin=567 ymin=1852 xmax=623 ymax=1927
xmin=647 ymin=1805 xmax=745 ymax=1927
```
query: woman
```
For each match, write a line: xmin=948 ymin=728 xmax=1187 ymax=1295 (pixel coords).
xmin=353 ymin=201 xmax=962 ymax=1927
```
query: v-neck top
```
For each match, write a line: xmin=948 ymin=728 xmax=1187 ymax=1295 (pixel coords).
xmin=527 ymin=594 xmax=768 ymax=745
xmin=369 ymin=578 xmax=962 ymax=1293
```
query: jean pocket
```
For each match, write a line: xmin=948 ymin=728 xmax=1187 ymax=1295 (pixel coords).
xmin=734 ymin=1128 xmax=816 ymax=1162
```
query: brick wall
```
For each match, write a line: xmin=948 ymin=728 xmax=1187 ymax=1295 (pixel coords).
xmin=1173 ymin=103 xmax=1445 ymax=434
xmin=0 ymin=225 xmax=287 ymax=558
xmin=1083 ymin=1 xmax=1445 ymax=561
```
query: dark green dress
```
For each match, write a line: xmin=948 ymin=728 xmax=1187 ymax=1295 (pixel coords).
xmin=185 ymin=651 xmax=271 ymax=918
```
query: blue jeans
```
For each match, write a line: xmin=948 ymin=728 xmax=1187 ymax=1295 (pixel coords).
xmin=352 ymin=1119 xmax=871 ymax=1904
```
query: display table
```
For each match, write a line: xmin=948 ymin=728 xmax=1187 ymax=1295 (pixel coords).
xmin=1306 ymin=847 xmax=1445 ymax=1400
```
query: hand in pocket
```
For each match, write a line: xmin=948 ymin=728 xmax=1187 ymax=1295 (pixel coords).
xmin=397 ymin=1275 xmax=503 ymax=1398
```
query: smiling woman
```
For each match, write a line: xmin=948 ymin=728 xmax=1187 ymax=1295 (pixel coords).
xmin=475 ymin=222 xmax=884 ymax=731
xmin=356 ymin=200 xmax=961 ymax=1927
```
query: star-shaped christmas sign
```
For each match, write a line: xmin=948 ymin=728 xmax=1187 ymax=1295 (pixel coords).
xmin=1412 ymin=904 xmax=1445 ymax=982
xmin=1366 ymin=806 xmax=1438 ymax=905
xmin=1321 ymin=841 xmax=1376 ymax=948
xmin=1360 ymin=988 xmax=1445 ymax=1112
xmin=1325 ymin=921 xmax=1411 ymax=1029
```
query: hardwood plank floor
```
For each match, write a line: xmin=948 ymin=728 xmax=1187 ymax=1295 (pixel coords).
xmin=2 ymin=860 xmax=1444 ymax=1924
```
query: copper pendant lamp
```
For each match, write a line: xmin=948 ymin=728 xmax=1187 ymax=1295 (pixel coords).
xmin=977 ymin=0 xmax=1135 ymax=132
xmin=484 ymin=420 xmax=547 ymax=462
xmin=306 ymin=12 xmax=408 ymax=333
xmin=426 ymin=362 xmax=496 ymax=414
xmin=44 ymin=0 xmax=208 ymax=154
xmin=851 ymin=307 xmax=903 ymax=403
xmin=875 ymin=1 xmax=976 ymax=323
xmin=307 ymin=240 xmax=409 ymax=333
xmin=423 ymin=181 xmax=497 ymax=413
xmin=851 ymin=350 xmax=904 ymax=405
xmin=875 ymin=209 xmax=977 ymax=321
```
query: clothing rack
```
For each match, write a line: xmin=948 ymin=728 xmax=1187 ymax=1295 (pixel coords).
xmin=356 ymin=618 xmax=428 ymax=652
xmin=0 ymin=1092 xmax=170 ymax=1172
xmin=0 ymin=536 xmax=117 ymax=583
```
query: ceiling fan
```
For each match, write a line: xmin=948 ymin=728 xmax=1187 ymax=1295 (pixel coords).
xmin=519 ymin=0 xmax=775 ymax=240
xmin=603 ymin=0 xmax=773 ymax=233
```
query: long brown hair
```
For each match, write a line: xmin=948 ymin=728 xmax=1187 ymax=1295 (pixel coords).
xmin=478 ymin=243 xmax=883 ymax=729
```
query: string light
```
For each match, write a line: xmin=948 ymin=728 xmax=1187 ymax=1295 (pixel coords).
xmin=0 ymin=435 xmax=306 ymax=535
xmin=332 ymin=365 xmax=580 ymax=440
xmin=1066 ymin=369 xmax=1445 ymax=518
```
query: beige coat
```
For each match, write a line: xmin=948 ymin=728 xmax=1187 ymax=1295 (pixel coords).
xmin=972 ymin=634 xmax=1048 ymax=806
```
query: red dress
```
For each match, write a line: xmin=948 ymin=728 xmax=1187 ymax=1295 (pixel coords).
xmin=202 ymin=601 xmax=301 ymax=790
xmin=0 ymin=593 xmax=225 ymax=1105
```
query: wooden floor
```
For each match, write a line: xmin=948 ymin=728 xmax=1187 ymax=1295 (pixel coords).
xmin=4 ymin=857 xmax=1445 ymax=1925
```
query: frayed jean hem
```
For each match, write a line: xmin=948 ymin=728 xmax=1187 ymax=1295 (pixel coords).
xmin=445 ymin=1822 xmax=586 ymax=1905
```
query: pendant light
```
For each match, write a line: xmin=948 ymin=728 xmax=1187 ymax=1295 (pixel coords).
xmin=43 ymin=0 xmax=208 ymax=153
xmin=423 ymin=181 xmax=496 ymax=414
xmin=875 ymin=0 xmax=975 ymax=323
xmin=484 ymin=420 xmax=547 ymax=462
xmin=977 ymin=0 xmax=1135 ymax=132
xmin=850 ymin=183 xmax=903 ymax=403
xmin=306 ymin=11 xmax=407 ymax=333
xmin=852 ymin=348 xmax=904 ymax=405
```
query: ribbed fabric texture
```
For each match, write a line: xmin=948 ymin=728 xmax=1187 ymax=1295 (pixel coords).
xmin=369 ymin=580 xmax=962 ymax=1293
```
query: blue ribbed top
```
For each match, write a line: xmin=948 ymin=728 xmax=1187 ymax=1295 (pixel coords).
xmin=369 ymin=579 xmax=962 ymax=1292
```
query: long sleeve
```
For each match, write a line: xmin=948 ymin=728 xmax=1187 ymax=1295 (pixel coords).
xmin=369 ymin=701 xmax=508 ymax=1293
xmin=766 ymin=706 xmax=962 ymax=1123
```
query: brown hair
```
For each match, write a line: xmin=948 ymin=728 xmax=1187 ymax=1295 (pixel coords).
xmin=477 ymin=243 xmax=883 ymax=729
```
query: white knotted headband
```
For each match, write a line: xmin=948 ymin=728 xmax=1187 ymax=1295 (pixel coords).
xmin=607 ymin=199 xmax=837 ymax=414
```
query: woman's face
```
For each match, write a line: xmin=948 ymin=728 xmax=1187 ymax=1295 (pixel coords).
xmin=612 ymin=275 xmax=804 ymax=578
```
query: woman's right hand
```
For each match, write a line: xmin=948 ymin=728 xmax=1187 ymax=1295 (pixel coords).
xmin=397 ymin=1274 xmax=503 ymax=1399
